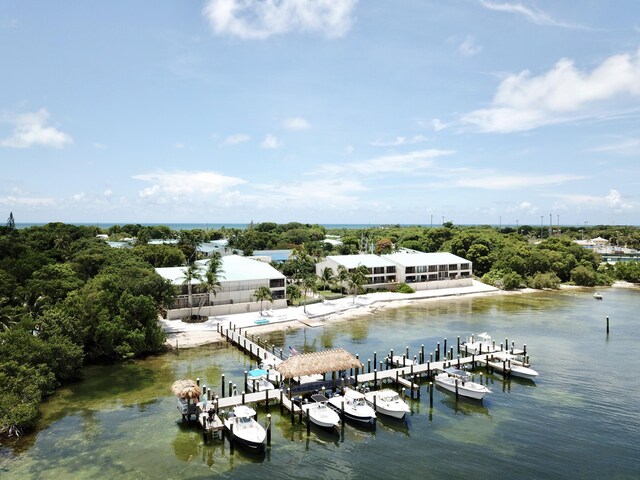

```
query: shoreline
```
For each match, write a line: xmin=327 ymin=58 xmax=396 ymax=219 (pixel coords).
xmin=160 ymin=280 xmax=637 ymax=349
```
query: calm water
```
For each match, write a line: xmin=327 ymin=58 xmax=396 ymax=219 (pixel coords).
xmin=2 ymin=288 xmax=639 ymax=479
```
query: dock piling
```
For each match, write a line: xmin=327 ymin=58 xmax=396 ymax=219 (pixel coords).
xmin=606 ymin=316 xmax=610 ymax=334
xmin=266 ymin=414 xmax=272 ymax=446
xmin=429 ymin=382 xmax=433 ymax=407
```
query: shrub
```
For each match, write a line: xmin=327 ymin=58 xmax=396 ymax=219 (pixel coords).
xmin=395 ymin=283 xmax=415 ymax=294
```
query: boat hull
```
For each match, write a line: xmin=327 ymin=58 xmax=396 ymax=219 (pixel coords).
xmin=327 ymin=397 xmax=376 ymax=425
xmin=364 ymin=391 xmax=410 ymax=419
xmin=435 ymin=375 xmax=490 ymax=400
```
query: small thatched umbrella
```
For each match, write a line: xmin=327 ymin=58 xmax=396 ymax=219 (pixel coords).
xmin=171 ymin=379 xmax=201 ymax=400
xmin=276 ymin=348 xmax=363 ymax=379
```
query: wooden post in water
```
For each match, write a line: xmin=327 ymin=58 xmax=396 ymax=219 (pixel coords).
xmin=221 ymin=374 xmax=226 ymax=397
xmin=341 ymin=399 xmax=345 ymax=421
xmin=265 ymin=388 xmax=269 ymax=412
xmin=429 ymin=382 xmax=433 ymax=407
xmin=306 ymin=406 xmax=311 ymax=436
xmin=427 ymin=361 xmax=431 ymax=379
xmin=280 ymin=348 xmax=283 ymax=359
xmin=373 ymin=394 xmax=377 ymax=413
xmin=502 ymin=359 xmax=507 ymax=378
xmin=472 ymin=354 xmax=475 ymax=369
xmin=402 ymin=354 xmax=406 ymax=367
xmin=367 ymin=358 xmax=371 ymax=373
xmin=455 ymin=378 xmax=459 ymax=401
xmin=229 ymin=423 xmax=235 ymax=454
xmin=242 ymin=391 xmax=245 ymax=405
xmin=430 ymin=352 xmax=433 ymax=363
xmin=266 ymin=414 xmax=272 ymax=446
xmin=280 ymin=389 xmax=284 ymax=414
xmin=374 ymin=369 xmax=377 ymax=388
xmin=415 ymin=375 xmax=420 ymax=398
xmin=523 ymin=344 xmax=527 ymax=356
xmin=443 ymin=338 xmax=447 ymax=354
xmin=421 ymin=344 xmax=425 ymax=364
xmin=298 ymin=397 xmax=303 ymax=424
xmin=373 ymin=351 xmax=377 ymax=369
xmin=457 ymin=355 xmax=460 ymax=369
xmin=244 ymin=370 xmax=248 ymax=392
xmin=606 ymin=316 xmax=610 ymax=334
xmin=406 ymin=346 xmax=409 ymax=359
xmin=390 ymin=349 xmax=394 ymax=369
xmin=196 ymin=378 xmax=200 ymax=387
xmin=457 ymin=336 xmax=460 ymax=354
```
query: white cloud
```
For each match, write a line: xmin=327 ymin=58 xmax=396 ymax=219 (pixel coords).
xmin=590 ymin=137 xmax=640 ymax=155
xmin=462 ymin=48 xmax=640 ymax=132
xmin=0 ymin=109 xmax=73 ymax=149
xmin=103 ymin=188 xmax=113 ymax=197
xmin=284 ymin=117 xmax=310 ymax=130
xmin=261 ymin=134 xmax=283 ymax=149
xmin=133 ymin=170 xmax=247 ymax=200
xmin=223 ymin=133 xmax=251 ymax=145
xmin=73 ymin=193 xmax=86 ymax=202
xmin=202 ymin=0 xmax=357 ymax=40
xmin=93 ymin=143 xmax=107 ymax=149
xmin=1 ymin=18 xmax=20 ymax=29
xmin=459 ymin=36 xmax=482 ymax=56
xmin=0 ymin=195 xmax=55 ymax=207
xmin=432 ymin=119 xmax=448 ymax=132
xmin=549 ymin=189 xmax=637 ymax=211
xmin=455 ymin=173 xmax=583 ymax=190
xmin=315 ymin=149 xmax=454 ymax=176
xmin=479 ymin=1 xmax=586 ymax=29
xmin=258 ymin=178 xmax=366 ymax=208
xmin=507 ymin=201 xmax=538 ymax=214
xmin=371 ymin=135 xmax=429 ymax=147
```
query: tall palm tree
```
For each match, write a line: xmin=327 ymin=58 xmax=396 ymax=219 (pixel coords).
xmin=337 ymin=265 xmax=349 ymax=295
xmin=253 ymin=286 xmax=273 ymax=314
xmin=287 ymin=284 xmax=301 ymax=306
xmin=348 ymin=265 xmax=369 ymax=304
xmin=301 ymin=274 xmax=318 ymax=314
xmin=320 ymin=267 xmax=335 ymax=292
xmin=199 ymin=252 xmax=224 ymax=318
xmin=181 ymin=262 xmax=202 ymax=318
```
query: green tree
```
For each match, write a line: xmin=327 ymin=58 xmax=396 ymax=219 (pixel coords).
xmin=6 ymin=212 xmax=15 ymax=230
xmin=348 ymin=265 xmax=369 ymax=304
xmin=200 ymin=253 xmax=224 ymax=317
xmin=301 ymin=274 xmax=318 ymax=313
xmin=253 ymin=286 xmax=273 ymax=313
xmin=181 ymin=262 xmax=202 ymax=318
xmin=570 ymin=265 xmax=596 ymax=286
xmin=319 ymin=266 xmax=335 ymax=292
xmin=287 ymin=284 xmax=301 ymax=305
xmin=336 ymin=265 xmax=349 ymax=295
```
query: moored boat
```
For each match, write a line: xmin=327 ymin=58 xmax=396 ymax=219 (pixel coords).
xmin=301 ymin=394 xmax=341 ymax=429
xmin=487 ymin=352 xmax=539 ymax=380
xmin=222 ymin=405 xmax=266 ymax=451
xmin=364 ymin=389 xmax=411 ymax=419
xmin=385 ymin=355 xmax=418 ymax=368
xmin=593 ymin=292 xmax=603 ymax=300
xmin=435 ymin=368 xmax=491 ymax=400
xmin=460 ymin=332 xmax=499 ymax=355
xmin=328 ymin=388 xmax=377 ymax=425
xmin=246 ymin=368 xmax=276 ymax=393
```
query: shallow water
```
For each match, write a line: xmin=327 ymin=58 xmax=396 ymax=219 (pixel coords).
xmin=2 ymin=288 xmax=639 ymax=479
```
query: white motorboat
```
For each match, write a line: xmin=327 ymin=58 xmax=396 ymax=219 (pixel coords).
xmin=246 ymin=368 xmax=276 ymax=393
xmin=593 ymin=292 xmax=603 ymax=300
xmin=385 ymin=355 xmax=418 ymax=368
xmin=364 ymin=389 xmax=410 ymax=419
xmin=435 ymin=368 xmax=491 ymax=400
xmin=223 ymin=405 xmax=266 ymax=451
xmin=460 ymin=332 xmax=499 ymax=355
xmin=328 ymin=388 xmax=377 ymax=425
xmin=487 ymin=353 xmax=539 ymax=380
xmin=301 ymin=394 xmax=341 ymax=429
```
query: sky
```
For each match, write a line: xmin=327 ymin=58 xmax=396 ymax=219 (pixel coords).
xmin=1 ymin=1 xmax=640 ymax=227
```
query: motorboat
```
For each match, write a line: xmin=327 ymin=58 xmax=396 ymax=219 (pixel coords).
xmin=460 ymin=332 xmax=499 ymax=355
xmin=435 ymin=368 xmax=491 ymax=400
xmin=223 ymin=405 xmax=266 ymax=451
xmin=593 ymin=292 xmax=603 ymax=300
xmin=486 ymin=352 xmax=539 ymax=380
xmin=301 ymin=394 xmax=341 ymax=429
xmin=364 ymin=389 xmax=410 ymax=419
xmin=246 ymin=368 xmax=276 ymax=393
xmin=385 ymin=355 xmax=418 ymax=368
xmin=328 ymin=388 xmax=377 ymax=425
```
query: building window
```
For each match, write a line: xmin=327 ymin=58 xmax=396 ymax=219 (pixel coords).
xmin=429 ymin=274 xmax=438 ymax=281
xmin=406 ymin=267 xmax=415 ymax=274
xmin=270 ymin=278 xmax=285 ymax=288
xmin=449 ymin=264 xmax=458 ymax=270
xmin=373 ymin=267 xmax=384 ymax=274
xmin=438 ymin=265 xmax=448 ymax=272
xmin=428 ymin=265 xmax=437 ymax=272
xmin=272 ymin=289 xmax=285 ymax=299
xmin=386 ymin=266 xmax=396 ymax=273
xmin=406 ymin=276 xmax=416 ymax=282
xmin=417 ymin=265 xmax=427 ymax=273
xmin=460 ymin=263 xmax=470 ymax=270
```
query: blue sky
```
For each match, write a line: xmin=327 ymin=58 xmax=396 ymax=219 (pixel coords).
xmin=1 ymin=1 xmax=639 ymax=226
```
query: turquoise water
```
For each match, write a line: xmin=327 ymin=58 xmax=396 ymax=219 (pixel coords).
xmin=1 ymin=288 xmax=639 ymax=479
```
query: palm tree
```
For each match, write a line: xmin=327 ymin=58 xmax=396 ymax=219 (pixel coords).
xmin=181 ymin=262 xmax=202 ymax=319
xmin=199 ymin=252 xmax=224 ymax=318
xmin=301 ymin=274 xmax=318 ymax=314
xmin=337 ymin=265 xmax=349 ymax=295
xmin=253 ymin=286 xmax=273 ymax=314
xmin=0 ymin=298 xmax=19 ymax=331
xmin=320 ymin=267 xmax=335 ymax=292
xmin=348 ymin=265 xmax=369 ymax=304
xmin=287 ymin=284 xmax=301 ymax=306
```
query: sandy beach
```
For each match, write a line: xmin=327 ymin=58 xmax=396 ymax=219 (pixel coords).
xmin=159 ymin=280 xmax=638 ymax=349
xmin=160 ymin=280 xmax=514 ymax=348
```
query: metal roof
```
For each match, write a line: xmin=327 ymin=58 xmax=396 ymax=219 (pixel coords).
xmin=155 ymin=254 xmax=285 ymax=285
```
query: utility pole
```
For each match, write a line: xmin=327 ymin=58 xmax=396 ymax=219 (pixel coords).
xmin=549 ymin=213 xmax=552 ymax=237
xmin=540 ymin=216 xmax=544 ymax=238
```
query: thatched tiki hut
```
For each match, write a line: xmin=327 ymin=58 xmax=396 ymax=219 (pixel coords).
xmin=276 ymin=348 xmax=363 ymax=379
xmin=172 ymin=379 xmax=201 ymax=419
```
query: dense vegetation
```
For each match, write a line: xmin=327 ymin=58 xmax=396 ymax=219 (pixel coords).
xmin=2 ymin=218 xmax=638 ymax=438
xmin=0 ymin=221 xmax=174 ymax=437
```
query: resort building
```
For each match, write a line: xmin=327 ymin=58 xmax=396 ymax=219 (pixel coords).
xmin=382 ymin=251 xmax=472 ymax=290
xmin=315 ymin=254 xmax=399 ymax=288
xmin=316 ymin=251 xmax=473 ymax=291
xmin=156 ymin=254 xmax=287 ymax=320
